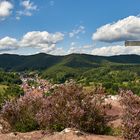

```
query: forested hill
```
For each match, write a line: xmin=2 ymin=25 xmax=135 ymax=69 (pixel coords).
xmin=0 ymin=53 xmax=140 ymax=71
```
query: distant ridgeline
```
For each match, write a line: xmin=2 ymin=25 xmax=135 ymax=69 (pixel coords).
xmin=125 ymin=41 xmax=140 ymax=46
xmin=0 ymin=53 xmax=140 ymax=71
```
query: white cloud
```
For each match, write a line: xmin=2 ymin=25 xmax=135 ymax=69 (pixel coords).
xmin=21 ymin=0 xmax=37 ymax=10
xmin=42 ymin=47 xmax=66 ymax=55
xmin=16 ymin=0 xmax=37 ymax=18
xmin=92 ymin=16 xmax=140 ymax=43
xmin=0 ymin=31 xmax=64 ymax=54
xmin=0 ymin=1 xmax=13 ymax=20
xmin=40 ymin=44 xmax=56 ymax=53
xmin=68 ymin=43 xmax=92 ymax=54
xmin=20 ymin=31 xmax=64 ymax=48
xmin=69 ymin=26 xmax=85 ymax=38
xmin=68 ymin=47 xmax=81 ymax=54
xmin=0 ymin=36 xmax=18 ymax=51
xmin=20 ymin=31 xmax=64 ymax=54
xmin=67 ymin=42 xmax=92 ymax=54
xmin=83 ymin=45 xmax=92 ymax=49
xmin=92 ymin=45 xmax=140 ymax=56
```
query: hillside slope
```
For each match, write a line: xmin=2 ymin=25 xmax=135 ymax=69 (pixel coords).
xmin=0 ymin=53 xmax=140 ymax=71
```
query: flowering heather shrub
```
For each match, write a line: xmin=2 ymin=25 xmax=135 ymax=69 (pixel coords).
xmin=1 ymin=82 xmax=110 ymax=134
xmin=1 ymin=93 xmax=44 ymax=132
xmin=120 ymin=90 xmax=140 ymax=140
xmin=36 ymin=82 xmax=109 ymax=134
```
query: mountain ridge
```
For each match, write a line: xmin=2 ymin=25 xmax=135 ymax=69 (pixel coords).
xmin=0 ymin=53 xmax=140 ymax=71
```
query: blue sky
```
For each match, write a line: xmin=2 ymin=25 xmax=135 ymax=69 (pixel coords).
xmin=0 ymin=0 xmax=140 ymax=55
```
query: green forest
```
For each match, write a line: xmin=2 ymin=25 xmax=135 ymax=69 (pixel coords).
xmin=0 ymin=53 xmax=140 ymax=96
xmin=0 ymin=70 xmax=23 ymax=108
xmin=42 ymin=65 xmax=140 ymax=95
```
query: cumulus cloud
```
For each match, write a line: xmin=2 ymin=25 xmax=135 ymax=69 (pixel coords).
xmin=0 ymin=1 xmax=13 ymax=20
xmin=92 ymin=16 xmax=140 ymax=43
xmin=16 ymin=0 xmax=37 ymax=18
xmin=0 ymin=36 xmax=18 ymax=51
xmin=67 ymin=42 xmax=92 ymax=54
xmin=92 ymin=45 xmax=140 ymax=56
xmin=0 ymin=31 xmax=64 ymax=53
xmin=40 ymin=44 xmax=56 ymax=53
xmin=68 ymin=47 xmax=90 ymax=54
xmin=20 ymin=31 xmax=64 ymax=48
xmin=69 ymin=26 xmax=85 ymax=38
xmin=68 ymin=47 xmax=84 ymax=54
xmin=41 ymin=47 xmax=66 ymax=55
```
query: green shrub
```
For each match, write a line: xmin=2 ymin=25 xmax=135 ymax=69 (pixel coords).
xmin=0 ymin=85 xmax=24 ymax=108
